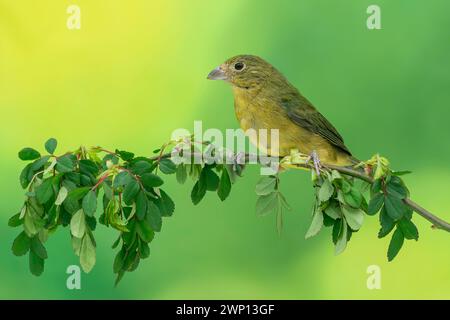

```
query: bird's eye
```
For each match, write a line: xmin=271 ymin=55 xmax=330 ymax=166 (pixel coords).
xmin=234 ymin=62 xmax=245 ymax=71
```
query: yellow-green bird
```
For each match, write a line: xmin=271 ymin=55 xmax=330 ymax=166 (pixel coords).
xmin=207 ymin=54 xmax=356 ymax=167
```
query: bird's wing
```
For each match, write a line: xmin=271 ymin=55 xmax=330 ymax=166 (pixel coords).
xmin=281 ymin=95 xmax=352 ymax=155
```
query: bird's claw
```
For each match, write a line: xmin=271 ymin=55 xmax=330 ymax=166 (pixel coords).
xmin=305 ymin=150 xmax=322 ymax=176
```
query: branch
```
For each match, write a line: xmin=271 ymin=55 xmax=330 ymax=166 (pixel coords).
xmin=325 ymin=164 xmax=450 ymax=232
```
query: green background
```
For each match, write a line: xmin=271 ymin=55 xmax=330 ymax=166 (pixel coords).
xmin=1 ymin=0 xmax=449 ymax=299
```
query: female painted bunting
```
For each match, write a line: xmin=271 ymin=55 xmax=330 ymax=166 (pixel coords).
xmin=207 ymin=55 xmax=357 ymax=167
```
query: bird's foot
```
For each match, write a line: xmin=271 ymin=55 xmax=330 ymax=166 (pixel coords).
xmin=306 ymin=150 xmax=322 ymax=176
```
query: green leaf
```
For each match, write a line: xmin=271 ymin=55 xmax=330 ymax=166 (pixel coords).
xmin=324 ymin=201 xmax=342 ymax=219
xmin=146 ymin=201 xmax=162 ymax=232
xmin=136 ymin=220 xmax=155 ymax=243
xmin=79 ymin=159 xmax=99 ymax=176
xmin=255 ymin=192 xmax=278 ymax=217
xmin=255 ymin=176 xmax=276 ymax=196
xmin=80 ymin=234 xmax=96 ymax=273
xmin=56 ymin=155 xmax=75 ymax=173
xmin=68 ymin=187 xmax=90 ymax=201
xmin=123 ymin=180 xmax=140 ymax=205
xmin=343 ymin=188 xmax=363 ymax=208
xmin=191 ymin=179 xmax=207 ymax=205
xmin=371 ymin=179 xmax=382 ymax=194
xmin=8 ymin=213 xmax=23 ymax=227
xmin=378 ymin=206 xmax=396 ymax=238
xmin=341 ymin=206 xmax=364 ymax=231
xmin=82 ymin=190 xmax=97 ymax=217
xmin=384 ymin=195 xmax=406 ymax=221
xmin=12 ymin=231 xmax=31 ymax=256
xmin=141 ymin=173 xmax=164 ymax=189
xmin=113 ymin=171 xmax=132 ymax=187
xmin=159 ymin=158 xmax=177 ymax=174
xmin=116 ymin=149 xmax=135 ymax=161
xmin=70 ymin=209 xmax=86 ymax=238
xmin=29 ymin=250 xmax=44 ymax=276
xmin=20 ymin=163 xmax=34 ymax=188
xmin=54 ymin=186 xmax=68 ymax=206
xmin=398 ymin=218 xmax=419 ymax=240
xmin=305 ymin=207 xmax=323 ymax=239
xmin=392 ymin=170 xmax=412 ymax=176
xmin=334 ymin=218 xmax=348 ymax=255
xmin=368 ymin=193 xmax=384 ymax=215
xmin=217 ymin=167 xmax=232 ymax=201
xmin=35 ymin=178 xmax=54 ymax=205
xmin=318 ymin=179 xmax=334 ymax=202
xmin=45 ymin=138 xmax=57 ymax=154
xmin=131 ymin=161 xmax=153 ymax=176
xmin=72 ymin=236 xmax=82 ymax=256
xmin=135 ymin=191 xmax=148 ymax=220
xmin=332 ymin=219 xmax=342 ymax=244
xmin=19 ymin=148 xmax=41 ymax=161
xmin=386 ymin=179 xmax=408 ymax=199
xmin=176 ymin=164 xmax=188 ymax=184
xmin=113 ymin=248 xmax=126 ymax=273
xmin=387 ymin=228 xmax=404 ymax=261
xmin=31 ymin=155 xmax=51 ymax=171
xmin=30 ymin=237 xmax=47 ymax=259
xmin=139 ymin=241 xmax=150 ymax=259
xmin=203 ymin=169 xmax=219 ymax=191
xmin=154 ymin=190 xmax=175 ymax=216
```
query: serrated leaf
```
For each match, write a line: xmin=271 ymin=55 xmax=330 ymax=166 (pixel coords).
xmin=56 ymin=155 xmax=75 ymax=173
xmin=318 ymin=179 xmax=334 ymax=202
xmin=70 ymin=209 xmax=86 ymax=238
xmin=30 ymin=237 xmax=47 ymax=259
xmin=386 ymin=180 xmax=408 ymax=199
xmin=398 ymin=218 xmax=419 ymax=240
xmin=387 ymin=228 xmax=404 ymax=261
xmin=343 ymin=188 xmax=363 ymax=208
xmin=19 ymin=148 xmax=41 ymax=161
xmin=35 ymin=178 xmax=54 ymax=205
xmin=176 ymin=164 xmax=187 ymax=184
xmin=217 ymin=167 xmax=232 ymax=201
xmin=146 ymin=200 xmax=162 ymax=232
xmin=12 ymin=231 xmax=31 ymax=256
xmin=305 ymin=207 xmax=323 ymax=239
xmin=29 ymin=250 xmax=44 ymax=276
xmin=378 ymin=206 xmax=395 ymax=238
xmin=368 ymin=193 xmax=384 ymax=215
xmin=159 ymin=158 xmax=177 ymax=174
xmin=334 ymin=218 xmax=348 ymax=255
xmin=8 ymin=213 xmax=23 ymax=227
xmin=45 ymin=138 xmax=57 ymax=154
xmin=141 ymin=173 xmax=164 ymax=189
xmin=255 ymin=176 xmax=276 ymax=196
xmin=135 ymin=191 xmax=148 ymax=220
xmin=80 ymin=234 xmax=96 ymax=273
xmin=384 ymin=195 xmax=406 ymax=221
xmin=123 ymin=180 xmax=140 ymax=205
xmin=82 ymin=190 xmax=97 ymax=217
xmin=204 ymin=168 xmax=219 ymax=191
xmin=191 ymin=179 xmax=207 ymax=205
xmin=54 ymin=186 xmax=68 ymax=205
xmin=155 ymin=189 xmax=175 ymax=216
xmin=324 ymin=201 xmax=341 ymax=219
xmin=255 ymin=192 xmax=278 ymax=217
xmin=342 ymin=205 xmax=364 ymax=231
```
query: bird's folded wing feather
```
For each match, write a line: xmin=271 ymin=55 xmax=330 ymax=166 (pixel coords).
xmin=281 ymin=96 xmax=352 ymax=155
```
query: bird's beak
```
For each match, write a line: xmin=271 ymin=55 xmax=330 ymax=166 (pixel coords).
xmin=207 ymin=66 xmax=228 ymax=80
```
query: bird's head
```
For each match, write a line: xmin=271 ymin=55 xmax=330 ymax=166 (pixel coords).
xmin=207 ymin=55 xmax=275 ymax=90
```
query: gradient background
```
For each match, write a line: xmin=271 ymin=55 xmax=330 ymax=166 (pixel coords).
xmin=1 ymin=0 xmax=449 ymax=299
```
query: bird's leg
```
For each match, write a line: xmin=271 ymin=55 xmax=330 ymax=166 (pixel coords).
xmin=306 ymin=150 xmax=322 ymax=176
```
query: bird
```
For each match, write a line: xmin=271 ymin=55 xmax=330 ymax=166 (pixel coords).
xmin=207 ymin=54 xmax=357 ymax=168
